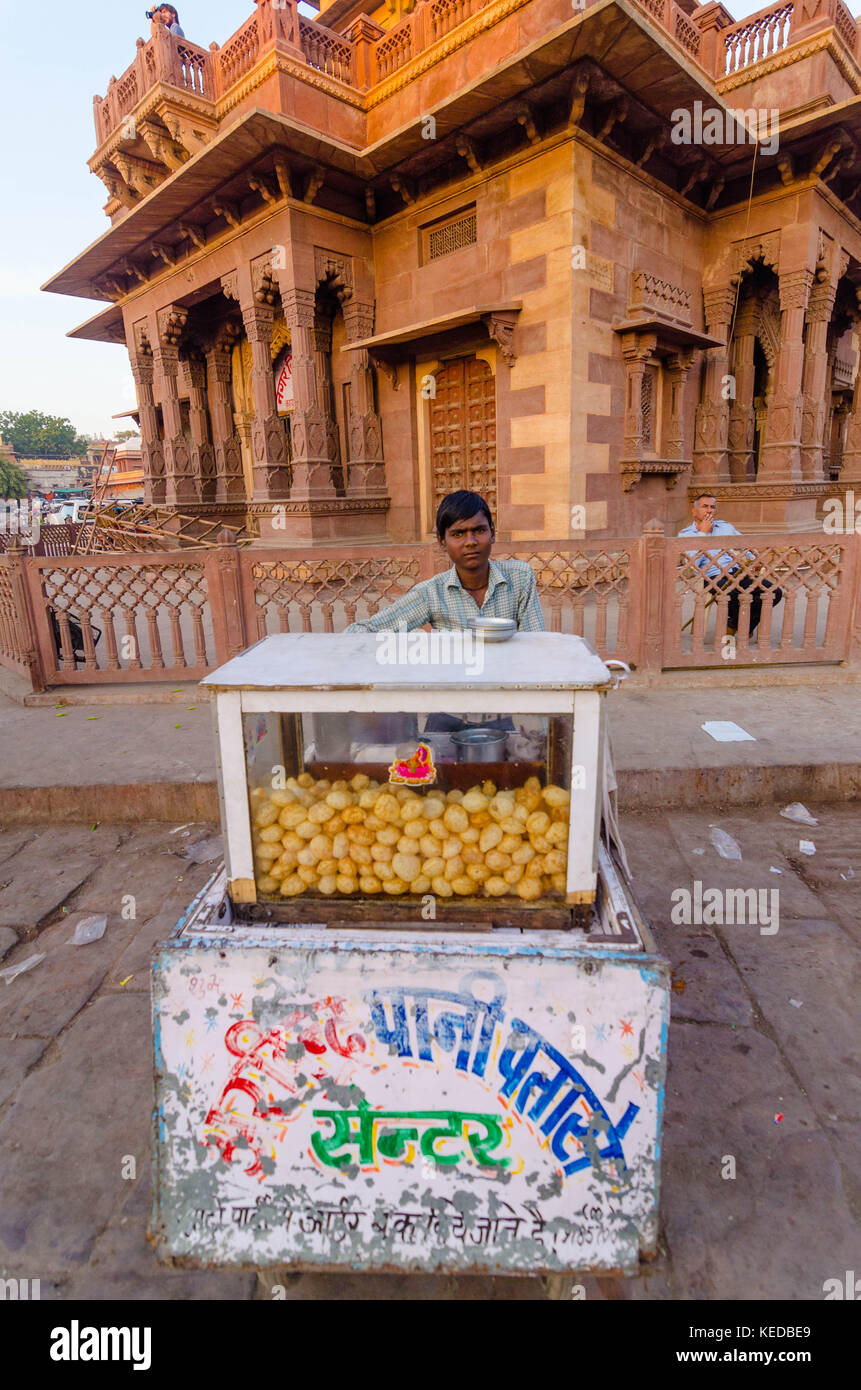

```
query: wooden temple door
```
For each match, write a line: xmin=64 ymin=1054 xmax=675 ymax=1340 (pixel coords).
xmin=429 ymin=355 xmax=497 ymax=516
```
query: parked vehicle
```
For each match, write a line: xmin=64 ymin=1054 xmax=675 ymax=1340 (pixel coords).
xmin=47 ymin=499 xmax=91 ymax=524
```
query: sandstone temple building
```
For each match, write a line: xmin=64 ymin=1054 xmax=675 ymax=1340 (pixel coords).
xmin=44 ymin=0 xmax=861 ymax=543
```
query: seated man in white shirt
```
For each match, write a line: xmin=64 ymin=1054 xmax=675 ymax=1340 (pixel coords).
xmin=678 ymin=493 xmax=782 ymax=637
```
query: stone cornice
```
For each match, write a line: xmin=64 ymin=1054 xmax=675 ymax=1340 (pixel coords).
xmin=217 ymin=49 xmax=365 ymax=119
xmin=364 ymin=0 xmax=532 ymax=110
xmin=686 ymin=480 xmax=834 ymax=498
xmin=246 ymin=496 xmax=390 ymax=515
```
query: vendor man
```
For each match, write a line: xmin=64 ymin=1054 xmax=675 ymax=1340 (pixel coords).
xmin=679 ymin=493 xmax=782 ymax=637
xmin=346 ymin=489 xmax=546 ymax=633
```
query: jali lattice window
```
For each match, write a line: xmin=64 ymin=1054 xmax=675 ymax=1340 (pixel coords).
xmin=422 ymin=207 xmax=477 ymax=264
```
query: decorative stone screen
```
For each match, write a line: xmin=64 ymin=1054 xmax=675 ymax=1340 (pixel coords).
xmin=422 ymin=208 xmax=477 ymax=263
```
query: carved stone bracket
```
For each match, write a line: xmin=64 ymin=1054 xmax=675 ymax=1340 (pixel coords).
xmin=251 ymin=254 xmax=280 ymax=307
xmin=621 ymin=459 xmax=690 ymax=492
xmin=482 ymin=310 xmax=518 ymax=367
xmin=779 ymin=268 xmax=814 ymax=313
xmin=343 ymin=300 xmax=375 ymax=344
xmin=314 ymin=248 xmax=354 ymax=302
xmin=280 ymin=287 xmax=317 ymax=330
xmin=372 ymin=356 xmax=399 ymax=391
xmin=156 ymin=305 xmax=187 ymax=348
xmin=730 ymin=232 xmax=781 ymax=282
xmin=702 ymin=285 xmax=737 ymax=336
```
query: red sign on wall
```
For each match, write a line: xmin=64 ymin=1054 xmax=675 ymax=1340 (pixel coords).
xmin=274 ymin=351 xmax=294 ymax=414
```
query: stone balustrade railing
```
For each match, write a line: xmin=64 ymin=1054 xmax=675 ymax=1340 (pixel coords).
xmin=2 ymin=528 xmax=859 ymax=689
xmin=93 ymin=0 xmax=861 ymax=151
xmin=721 ymin=0 xmax=796 ymax=75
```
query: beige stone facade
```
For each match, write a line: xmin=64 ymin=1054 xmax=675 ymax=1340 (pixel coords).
xmin=45 ymin=0 xmax=861 ymax=541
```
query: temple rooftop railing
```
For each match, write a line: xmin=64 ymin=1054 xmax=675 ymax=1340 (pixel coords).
xmin=91 ymin=0 xmax=861 ymax=219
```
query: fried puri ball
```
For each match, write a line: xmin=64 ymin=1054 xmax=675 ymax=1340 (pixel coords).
xmin=543 ymin=785 xmax=570 ymax=808
xmin=442 ymin=803 xmax=469 ymax=834
xmin=516 ymin=875 xmax=543 ymax=900
xmin=392 ymin=852 xmax=422 ymax=883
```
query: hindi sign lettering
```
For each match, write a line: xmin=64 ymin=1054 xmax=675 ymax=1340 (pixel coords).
xmin=274 ymin=350 xmax=293 ymax=414
xmin=153 ymin=933 xmax=668 ymax=1274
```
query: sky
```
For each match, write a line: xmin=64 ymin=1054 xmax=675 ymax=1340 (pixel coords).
xmin=0 ymin=0 xmax=774 ymax=441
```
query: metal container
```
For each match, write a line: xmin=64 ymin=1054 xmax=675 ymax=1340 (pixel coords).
xmin=451 ymin=726 xmax=509 ymax=761
xmin=467 ymin=616 xmax=516 ymax=642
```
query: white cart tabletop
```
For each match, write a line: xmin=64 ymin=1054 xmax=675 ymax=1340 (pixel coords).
xmin=202 ymin=631 xmax=612 ymax=692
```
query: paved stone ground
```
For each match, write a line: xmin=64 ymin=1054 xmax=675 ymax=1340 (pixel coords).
xmin=0 ymin=809 xmax=858 ymax=1301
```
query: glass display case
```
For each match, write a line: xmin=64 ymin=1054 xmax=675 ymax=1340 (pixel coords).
xmin=203 ymin=632 xmax=614 ymax=925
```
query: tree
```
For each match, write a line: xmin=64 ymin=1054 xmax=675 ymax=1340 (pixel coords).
xmin=113 ymin=429 xmax=137 ymax=442
xmin=0 ymin=459 xmax=29 ymax=500
xmin=0 ymin=410 xmax=89 ymax=460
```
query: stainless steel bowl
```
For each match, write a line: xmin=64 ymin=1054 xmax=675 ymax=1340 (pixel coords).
xmin=451 ymin=727 xmax=509 ymax=762
xmin=466 ymin=617 xmax=517 ymax=643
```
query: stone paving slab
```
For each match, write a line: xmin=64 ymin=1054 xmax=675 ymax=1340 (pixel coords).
xmin=0 ymin=994 xmax=153 ymax=1270
xmin=657 ymin=1026 xmax=857 ymax=1301
xmin=715 ymin=917 xmax=861 ymax=1123
xmin=666 ymin=937 xmax=753 ymax=1027
xmin=0 ymin=911 xmax=139 ymax=1039
xmin=0 ymin=1038 xmax=48 ymax=1110
xmin=0 ymin=826 xmax=122 ymax=932
xmin=59 ymin=1170 xmax=257 ymax=1303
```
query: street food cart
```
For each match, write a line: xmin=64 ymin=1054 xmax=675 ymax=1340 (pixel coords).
xmin=151 ymin=632 xmax=669 ymax=1275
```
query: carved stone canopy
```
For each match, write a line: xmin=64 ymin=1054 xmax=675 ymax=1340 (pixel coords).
xmin=614 ymin=318 xmax=723 ymax=355
xmin=337 ymin=302 xmax=523 ymax=373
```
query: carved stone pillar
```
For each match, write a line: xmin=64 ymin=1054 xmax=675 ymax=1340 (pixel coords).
xmin=693 ymin=285 xmax=735 ymax=480
xmin=343 ymin=299 xmax=385 ymax=495
xmin=154 ymin=305 xmax=198 ymax=507
xmin=313 ymin=302 xmax=343 ymax=490
xmin=727 ymin=293 xmax=757 ymax=482
xmin=619 ymin=333 xmax=656 ymax=489
xmin=621 ymin=340 xmax=651 ymax=457
xmin=760 ymin=268 xmax=813 ymax=480
xmin=186 ymin=353 xmax=216 ymax=504
xmin=800 ymin=276 xmax=837 ymax=480
xmin=130 ymin=323 xmax=164 ymax=504
xmin=827 ymin=395 xmax=849 ymax=479
xmin=240 ymin=302 xmax=290 ymax=502
xmin=841 ymin=368 xmax=861 ymax=484
xmin=664 ymin=349 xmax=695 ymax=463
xmin=280 ymin=286 xmax=338 ymax=499
xmin=206 ymin=325 xmax=246 ymax=504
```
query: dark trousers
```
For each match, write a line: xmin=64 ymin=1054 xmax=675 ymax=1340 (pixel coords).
xmin=715 ymin=573 xmax=782 ymax=636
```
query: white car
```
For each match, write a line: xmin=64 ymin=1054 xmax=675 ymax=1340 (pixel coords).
xmin=47 ymin=499 xmax=90 ymax=524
